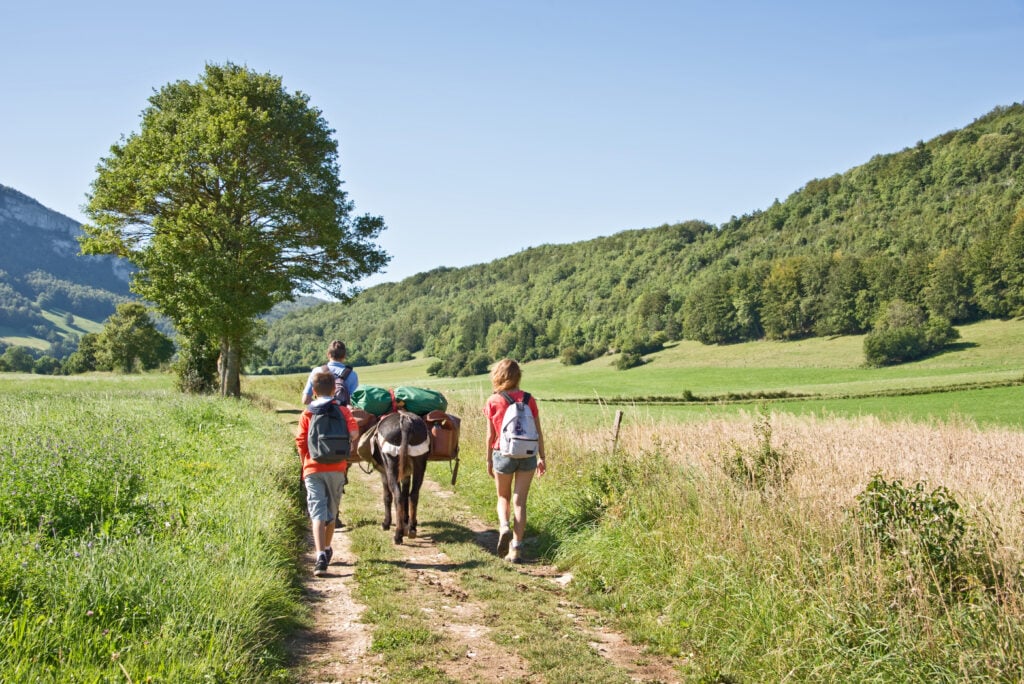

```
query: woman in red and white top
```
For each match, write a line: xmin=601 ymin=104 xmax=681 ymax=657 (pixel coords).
xmin=483 ymin=358 xmax=546 ymax=562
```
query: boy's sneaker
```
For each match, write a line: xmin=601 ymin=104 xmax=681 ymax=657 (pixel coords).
xmin=496 ymin=528 xmax=513 ymax=558
xmin=313 ymin=552 xmax=328 ymax=577
xmin=505 ymin=544 xmax=521 ymax=563
xmin=324 ymin=547 xmax=333 ymax=566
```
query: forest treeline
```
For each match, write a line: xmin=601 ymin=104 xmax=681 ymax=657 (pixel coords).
xmin=261 ymin=103 xmax=1024 ymax=375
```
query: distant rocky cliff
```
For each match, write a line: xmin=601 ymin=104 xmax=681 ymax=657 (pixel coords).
xmin=0 ymin=184 xmax=132 ymax=291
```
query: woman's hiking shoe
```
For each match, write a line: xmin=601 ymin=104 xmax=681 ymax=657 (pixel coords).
xmin=496 ymin=528 xmax=513 ymax=558
xmin=313 ymin=552 xmax=329 ymax=577
xmin=505 ymin=545 xmax=521 ymax=563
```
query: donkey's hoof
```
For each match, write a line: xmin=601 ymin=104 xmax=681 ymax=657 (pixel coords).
xmin=407 ymin=529 xmax=417 ymax=539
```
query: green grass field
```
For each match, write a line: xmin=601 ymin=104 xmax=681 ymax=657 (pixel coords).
xmin=0 ymin=374 xmax=306 ymax=681
xmin=251 ymin=318 xmax=1024 ymax=429
xmin=2 ymin=318 xmax=1021 ymax=681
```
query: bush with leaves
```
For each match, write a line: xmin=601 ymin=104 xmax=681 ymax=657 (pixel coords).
xmin=856 ymin=474 xmax=1003 ymax=591
xmin=863 ymin=299 xmax=959 ymax=366
xmin=723 ymin=407 xmax=794 ymax=491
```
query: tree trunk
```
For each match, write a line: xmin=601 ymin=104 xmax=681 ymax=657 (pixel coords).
xmin=218 ymin=338 xmax=242 ymax=398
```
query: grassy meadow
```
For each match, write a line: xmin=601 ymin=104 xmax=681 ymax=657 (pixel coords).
xmin=2 ymin=317 xmax=1021 ymax=681
xmin=0 ymin=374 xmax=306 ymax=682
xmin=247 ymin=319 xmax=1023 ymax=681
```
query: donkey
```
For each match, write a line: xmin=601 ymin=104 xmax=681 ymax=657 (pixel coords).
xmin=369 ymin=410 xmax=430 ymax=544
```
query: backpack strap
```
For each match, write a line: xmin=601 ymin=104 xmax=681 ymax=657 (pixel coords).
xmin=339 ymin=365 xmax=352 ymax=380
xmin=499 ymin=391 xmax=515 ymax=405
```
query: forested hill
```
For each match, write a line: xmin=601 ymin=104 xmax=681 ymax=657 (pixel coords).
xmin=264 ymin=102 xmax=1024 ymax=376
xmin=0 ymin=184 xmax=132 ymax=351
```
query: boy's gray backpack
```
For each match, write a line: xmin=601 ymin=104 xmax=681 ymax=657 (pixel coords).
xmin=498 ymin=391 xmax=539 ymax=458
xmin=307 ymin=402 xmax=350 ymax=463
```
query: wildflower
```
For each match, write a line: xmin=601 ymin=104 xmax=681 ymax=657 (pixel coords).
xmin=86 ymin=610 xmax=94 ymax=617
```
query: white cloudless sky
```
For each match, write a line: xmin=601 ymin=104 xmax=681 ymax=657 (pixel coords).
xmin=2 ymin=1 xmax=1023 ymax=289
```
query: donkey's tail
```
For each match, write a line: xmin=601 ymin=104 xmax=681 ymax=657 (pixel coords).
xmin=398 ymin=413 xmax=410 ymax=484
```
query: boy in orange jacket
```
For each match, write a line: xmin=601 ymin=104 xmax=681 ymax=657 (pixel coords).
xmin=296 ymin=370 xmax=360 ymax=576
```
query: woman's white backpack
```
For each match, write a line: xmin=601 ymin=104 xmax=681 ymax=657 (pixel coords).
xmin=499 ymin=391 xmax=539 ymax=458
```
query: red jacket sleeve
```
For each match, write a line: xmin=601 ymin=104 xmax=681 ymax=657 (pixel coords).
xmin=296 ymin=410 xmax=312 ymax=459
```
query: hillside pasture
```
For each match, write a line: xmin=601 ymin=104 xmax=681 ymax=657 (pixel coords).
xmin=253 ymin=318 xmax=1024 ymax=429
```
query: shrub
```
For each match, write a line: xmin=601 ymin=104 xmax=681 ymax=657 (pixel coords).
xmin=615 ymin=351 xmax=644 ymax=370
xmin=723 ymin=407 xmax=794 ymax=491
xmin=855 ymin=474 xmax=1001 ymax=591
xmin=863 ymin=300 xmax=960 ymax=366
xmin=173 ymin=339 xmax=218 ymax=394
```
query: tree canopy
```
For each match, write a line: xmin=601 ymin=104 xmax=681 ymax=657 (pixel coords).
xmin=81 ymin=62 xmax=388 ymax=395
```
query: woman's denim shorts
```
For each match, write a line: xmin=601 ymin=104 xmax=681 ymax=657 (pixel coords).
xmin=492 ymin=449 xmax=538 ymax=475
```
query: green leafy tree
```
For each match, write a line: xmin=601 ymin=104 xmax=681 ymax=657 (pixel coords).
xmin=682 ymin=270 xmax=739 ymax=344
xmin=760 ymin=258 xmax=811 ymax=340
xmin=997 ymin=206 xmax=1024 ymax=316
xmin=32 ymin=355 xmax=62 ymax=375
xmin=0 ymin=346 xmax=36 ymax=372
xmin=95 ymin=302 xmax=175 ymax=373
xmin=923 ymin=248 xmax=975 ymax=322
xmin=63 ymin=333 xmax=101 ymax=374
xmin=81 ymin=62 xmax=388 ymax=396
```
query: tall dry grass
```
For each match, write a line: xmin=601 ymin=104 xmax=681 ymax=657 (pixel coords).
xmin=512 ymin=406 xmax=1024 ymax=679
xmin=602 ymin=410 xmax=1024 ymax=553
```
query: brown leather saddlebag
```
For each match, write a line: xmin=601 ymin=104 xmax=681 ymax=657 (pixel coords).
xmin=350 ymin=408 xmax=378 ymax=430
xmin=424 ymin=411 xmax=461 ymax=461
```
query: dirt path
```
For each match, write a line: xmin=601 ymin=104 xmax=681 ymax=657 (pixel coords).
xmin=286 ymin=471 xmax=682 ymax=683
xmin=275 ymin=402 xmax=681 ymax=682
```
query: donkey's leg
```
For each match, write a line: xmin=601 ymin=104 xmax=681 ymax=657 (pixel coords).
xmin=394 ymin=476 xmax=410 ymax=544
xmin=380 ymin=466 xmax=393 ymax=531
xmin=407 ymin=458 xmax=427 ymax=539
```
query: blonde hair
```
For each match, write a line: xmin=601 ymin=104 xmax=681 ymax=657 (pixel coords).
xmin=490 ymin=358 xmax=522 ymax=392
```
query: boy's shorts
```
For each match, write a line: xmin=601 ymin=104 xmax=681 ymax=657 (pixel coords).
xmin=304 ymin=471 xmax=347 ymax=522
xmin=492 ymin=450 xmax=538 ymax=475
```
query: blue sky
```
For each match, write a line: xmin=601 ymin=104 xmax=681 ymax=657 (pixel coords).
xmin=2 ymin=1 xmax=1024 ymax=289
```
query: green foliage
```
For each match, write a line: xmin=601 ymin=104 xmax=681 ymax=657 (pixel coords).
xmin=80 ymin=62 xmax=387 ymax=396
xmin=0 ymin=346 xmax=35 ymax=372
xmin=614 ymin=351 xmax=644 ymax=370
xmin=31 ymin=355 xmax=62 ymax=375
xmin=855 ymin=474 xmax=1001 ymax=590
xmin=93 ymin=302 xmax=174 ymax=373
xmin=172 ymin=332 xmax=220 ymax=394
xmin=863 ymin=299 xmax=960 ymax=366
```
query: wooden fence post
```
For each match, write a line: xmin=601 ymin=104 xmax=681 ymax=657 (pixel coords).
xmin=611 ymin=410 xmax=623 ymax=455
